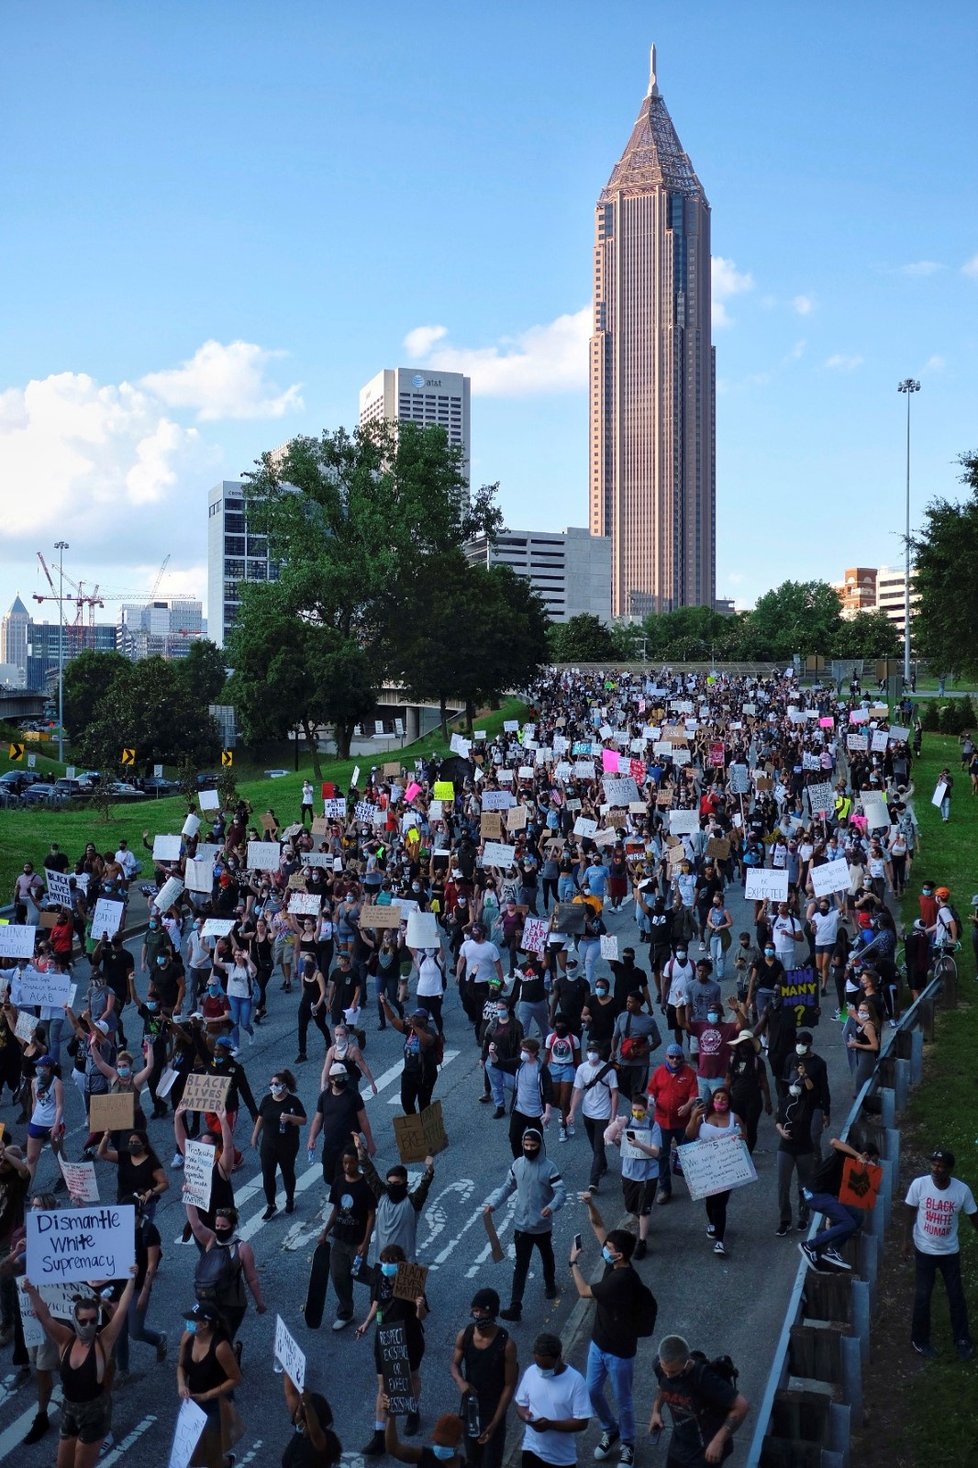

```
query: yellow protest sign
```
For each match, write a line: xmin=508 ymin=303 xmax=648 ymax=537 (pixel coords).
xmin=433 ymin=781 xmax=454 ymax=801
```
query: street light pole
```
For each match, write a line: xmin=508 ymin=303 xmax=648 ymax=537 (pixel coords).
xmin=55 ymin=540 xmax=69 ymax=763
xmin=897 ymin=380 xmax=920 ymax=688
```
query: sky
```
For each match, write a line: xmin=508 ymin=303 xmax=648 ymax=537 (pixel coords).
xmin=2 ymin=1 xmax=977 ymax=625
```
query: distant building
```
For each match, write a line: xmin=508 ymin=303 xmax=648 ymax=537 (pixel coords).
xmin=835 ymin=567 xmax=878 ymax=619
xmin=0 ymin=596 xmax=30 ymax=675
xmin=875 ymin=565 xmax=917 ymax=639
xmin=25 ymin=621 xmax=118 ymax=693
xmin=118 ymin=599 xmax=206 ymax=660
xmin=0 ymin=663 xmax=26 ymax=689
xmin=359 ymin=368 xmax=471 ymax=485
xmin=207 ymin=480 xmax=278 ymax=649
xmin=713 ymin=598 xmax=737 ymax=617
xmin=465 ymin=527 xmax=612 ymax=624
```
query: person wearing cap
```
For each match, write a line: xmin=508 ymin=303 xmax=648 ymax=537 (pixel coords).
xmin=384 ymin=1406 xmax=465 ymax=1467
xmin=513 ymin=1332 xmax=590 ymax=1467
xmin=927 ymin=886 xmax=958 ymax=954
xmin=450 ymin=1289 xmax=518 ymax=1468
xmin=646 ymin=1045 xmax=699 ymax=1204
xmin=488 ymin=1036 xmax=555 ymax=1156
xmin=904 ymin=1149 xmax=978 ymax=1359
xmin=175 ymin=1297 xmax=243 ymax=1462
xmin=307 ymin=1060 xmax=376 ymax=1186
xmin=603 ymin=1097 xmax=661 ymax=1258
xmin=725 ymin=1030 xmax=771 ymax=1154
xmin=484 ymin=1128 xmax=565 ymax=1322
xmin=25 ymin=1052 xmax=63 ymax=1178
xmin=381 ymin=1000 xmax=440 ymax=1114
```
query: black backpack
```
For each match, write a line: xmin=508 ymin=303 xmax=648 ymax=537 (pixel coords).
xmin=631 ymin=1278 xmax=658 ymax=1338
xmin=689 ymin=1350 xmax=739 ymax=1389
xmin=194 ymin=1239 xmax=245 ymax=1311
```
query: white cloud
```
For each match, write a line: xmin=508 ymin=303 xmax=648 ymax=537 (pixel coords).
xmin=825 ymin=353 xmax=864 ymax=372
xmin=791 ymin=294 xmax=814 ymax=316
xmin=963 ymin=254 xmax=978 ymax=279
xmin=413 ymin=307 xmax=591 ymax=396
xmin=140 ymin=339 xmax=303 ymax=421
xmin=900 ymin=260 xmax=945 ymax=277
xmin=784 ymin=339 xmax=807 ymax=363
xmin=923 ymin=354 xmax=945 ymax=373
xmin=711 ymin=257 xmax=754 ymax=328
xmin=403 ymin=324 xmax=448 ymax=359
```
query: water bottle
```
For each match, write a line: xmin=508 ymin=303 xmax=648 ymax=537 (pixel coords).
xmin=464 ymin=1393 xmax=481 ymax=1439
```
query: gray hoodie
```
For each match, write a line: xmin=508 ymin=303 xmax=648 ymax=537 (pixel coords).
xmin=485 ymin=1128 xmax=566 ymax=1235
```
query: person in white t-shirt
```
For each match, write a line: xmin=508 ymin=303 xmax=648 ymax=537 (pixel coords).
xmin=514 ymin=1332 xmax=590 ymax=1468
xmin=904 ymin=1148 xmax=978 ymax=1359
xmin=769 ymin=903 xmax=803 ymax=967
xmin=806 ymin=898 xmax=841 ymax=996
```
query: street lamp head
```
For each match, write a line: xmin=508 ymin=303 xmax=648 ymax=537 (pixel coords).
xmin=897 ymin=379 xmax=921 ymax=394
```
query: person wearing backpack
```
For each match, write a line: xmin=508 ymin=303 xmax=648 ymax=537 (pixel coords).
xmin=567 ymin=1043 xmax=619 ymax=1196
xmin=650 ymin=1334 xmax=749 ymax=1467
xmin=449 ymin=1288 xmax=518 ymax=1468
xmin=611 ymin=992 xmax=662 ymax=1104
xmin=186 ymin=1202 xmax=267 ymax=1343
xmin=568 ymin=1219 xmax=657 ymax=1468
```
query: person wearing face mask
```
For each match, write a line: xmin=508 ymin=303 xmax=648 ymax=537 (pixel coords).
xmin=174 ymin=1103 xmax=237 ymax=1235
xmin=175 ymin=1299 xmax=243 ymax=1467
xmin=188 ymin=1202 xmax=267 ymax=1342
xmin=611 ymin=991 xmax=662 ymax=1104
xmin=96 ymin=1128 xmax=167 ymax=1214
xmin=201 ymin=970 xmax=233 ymax=1035
xmin=724 ymin=1029 xmax=771 ymax=1155
xmin=805 ymin=896 xmax=841 ymax=998
xmin=321 ymin=1024 xmax=378 ymax=1098
xmin=684 ymin=1087 xmax=745 ymax=1257
xmin=580 ymin=977 xmax=618 ymax=1055
xmin=281 ymin=1375 xmax=342 ymax=1468
xmin=327 ymin=952 xmax=364 ymax=1032
xmin=450 ymin=1289 xmax=518 ymax=1468
xmin=747 ymin=943 xmax=785 ymax=1026
xmin=774 ymin=1062 xmax=817 ymax=1237
xmin=384 ymin=1406 xmax=465 ymax=1468
xmin=318 ymin=1145 xmax=375 ymax=1333
xmin=152 ymin=948 xmax=187 ymax=1019
xmin=685 ymin=999 xmax=741 ymax=1102
xmin=603 ymin=1098 xmax=661 ymax=1259
xmin=646 ymin=1045 xmax=700 ymax=1205
xmin=23 ymin=1264 xmax=136 ymax=1465
xmin=661 ymin=947 xmax=695 ymax=1048
xmin=357 ymin=1243 xmax=430 ymax=1449
xmin=87 ymin=1034 xmax=154 ymax=1135
xmin=845 ymin=1002 xmax=880 ymax=1095
xmin=486 ymin=1037 xmax=555 ymax=1157
xmin=513 ymin=1332 xmax=590 ymax=1467
xmin=544 ymin=1017 xmax=581 ymax=1143
xmin=650 ymin=1332 xmax=749 ymax=1468
xmin=483 ymin=997 xmax=525 ymax=1117
xmin=356 ymin=1139 xmax=435 ymax=1258
xmin=25 ymin=1053 xmax=64 ymax=1179
xmin=112 ymin=1191 xmax=168 ymax=1380
xmin=567 ymin=1044 xmax=619 ymax=1196
xmin=252 ymin=1070 xmax=307 ymax=1219
xmin=307 ymin=1063 xmax=376 ymax=1186
xmin=781 ymin=1032 xmax=831 ymax=1155
xmin=484 ymin=1129 xmax=566 ymax=1323
xmin=295 ymin=955 xmax=330 ymax=1065
xmin=140 ymin=914 xmax=170 ymax=977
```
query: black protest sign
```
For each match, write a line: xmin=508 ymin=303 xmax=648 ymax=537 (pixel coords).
xmin=378 ymin=1320 xmax=417 ymax=1415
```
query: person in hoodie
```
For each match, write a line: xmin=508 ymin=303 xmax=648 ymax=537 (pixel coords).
xmin=356 ymin=1137 xmax=435 ymax=1259
xmin=483 ymin=1126 xmax=566 ymax=1323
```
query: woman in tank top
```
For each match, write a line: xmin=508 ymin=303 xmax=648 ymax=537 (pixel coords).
xmin=685 ymin=1085 xmax=744 ymax=1258
xmin=177 ymin=1300 xmax=242 ymax=1467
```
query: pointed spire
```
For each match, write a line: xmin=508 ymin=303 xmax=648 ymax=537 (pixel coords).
xmin=647 ymin=43 xmax=659 ymax=98
xmin=8 ymin=595 xmax=28 ymax=616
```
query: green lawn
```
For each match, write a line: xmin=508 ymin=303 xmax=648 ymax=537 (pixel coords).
xmin=0 ymin=697 xmax=529 ymax=899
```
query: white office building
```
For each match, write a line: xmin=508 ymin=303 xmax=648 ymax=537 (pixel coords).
xmin=465 ymin=527 xmax=612 ymax=624
xmin=875 ymin=565 xmax=918 ymax=639
xmin=118 ymin=599 xmax=205 ymax=660
xmin=358 ymin=368 xmax=471 ymax=484
xmin=207 ymin=480 xmax=277 ymax=649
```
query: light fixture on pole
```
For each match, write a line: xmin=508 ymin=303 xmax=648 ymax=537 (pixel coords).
xmin=54 ymin=540 xmax=69 ymax=763
xmin=897 ymin=379 xmax=920 ymax=687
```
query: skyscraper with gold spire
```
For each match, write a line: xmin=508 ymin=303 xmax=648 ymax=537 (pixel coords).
xmin=589 ymin=45 xmax=715 ymax=618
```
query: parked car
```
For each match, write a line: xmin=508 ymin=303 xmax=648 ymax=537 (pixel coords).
xmin=0 ymin=770 xmax=44 ymax=796
xmin=140 ymin=776 xmax=180 ymax=795
xmin=196 ymin=773 xmax=220 ymax=790
xmin=105 ymin=782 xmax=147 ymax=800
xmin=53 ymin=778 xmax=94 ymax=800
xmin=22 ymin=783 xmax=71 ymax=805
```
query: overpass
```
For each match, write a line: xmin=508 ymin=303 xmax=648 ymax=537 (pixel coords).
xmin=0 ymin=688 xmax=49 ymax=721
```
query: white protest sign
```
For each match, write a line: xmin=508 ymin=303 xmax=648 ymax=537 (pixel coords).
xmin=323 ymin=798 xmax=348 ymax=819
xmin=653 ymin=742 xmax=673 ymax=757
xmin=288 ymin=893 xmax=321 ymax=916
xmin=603 ymin=776 xmax=640 ymax=806
xmin=474 ymin=731 xmax=487 ymax=742
xmin=168 ymin=1398 xmax=209 ymax=1468
xmin=17 ymin=1279 xmax=45 ymax=1349
xmin=26 ymin=1204 xmax=135 ymax=1284
xmin=58 ymin=1157 xmax=100 ymax=1204
xmin=678 ymin=1134 xmax=758 ymax=1201
xmin=184 ymin=859 xmax=213 ymax=894
xmin=45 ymin=869 xmax=73 ymax=907
xmin=183 ymin=1140 xmax=213 ymax=1212
xmin=518 ymin=765 xmax=535 ymax=781
xmin=728 ymin=764 xmax=750 ymax=795
xmin=860 ymin=791 xmax=890 ymax=831
xmin=669 ymin=809 xmax=699 ymax=836
xmin=573 ymin=817 xmax=598 ymax=839
xmin=621 ymin=1129 xmax=656 ymax=1162
xmin=428 ymin=800 xmax=444 ymax=821
xmin=744 ymin=869 xmax=790 ymax=903
xmin=931 ymin=781 xmax=947 ymax=809
xmin=11 ymin=967 xmax=73 ymax=1010
xmin=520 ymin=918 xmax=549 ymax=956
xmin=503 ymin=720 xmax=519 ymax=733
xmin=496 ymin=768 xmax=514 ymax=784
xmin=181 ymin=812 xmax=200 ymax=839
xmin=573 ymin=760 xmax=597 ymax=778
xmin=201 ymin=918 xmax=236 ymax=938
xmin=90 ymin=898 xmax=124 ymax=939
xmin=352 ymin=766 xmax=362 ymax=787
xmin=355 ymin=801 xmax=374 ymax=823
xmin=247 ymin=841 xmax=281 ymax=871
xmin=194 ymin=843 xmax=220 ymax=867
xmin=155 ymin=876 xmax=184 ymax=912
xmin=481 ymin=841 xmax=516 ymax=868
xmin=0 ymin=925 xmax=35 ymax=959
xmin=152 ymin=835 xmax=182 ymax=862
xmin=406 ymin=911 xmax=439 ymax=948
xmin=198 ymin=788 xmax=220 ymax=811
xmin=600 ymin=935 xmax=619 ymax=960
xmin=274 ymin=1313 xmax=306 ymax=1390
xmin=450 ymin=733 xmax=471 ymax=758
xmin=807 ymin=782 xmax=834 ymax=817
xmin=302 ymin=852 xmax=335 ymax=869
xmin=846 ymin=733 xmax=868 ymax=752
xmin=870 ymin=730 xmax=888 ymax=754
xmin=481 ymin=791 xmax=515 ymax=812
xmin=810 ymin=858 xmax=850 ymax=898
xmin=888 ymin=725 xmax=910 ymax=744
xmin=672 ymin=749 xmax=691 ymax=766
xmin=15 ymin=1011 xmax=38 ymax=1042
xmin=849 ymin=708 xmax=869 ymax=725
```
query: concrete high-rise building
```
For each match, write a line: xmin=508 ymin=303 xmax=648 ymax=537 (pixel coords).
xmin=875 ymin=565 xmax=918 ymax=640
xmin=118 ymin=599 xmax=206 ymax=660
xmin=465 ymin=527 xmax=612 ymax=624
xmin=359 ymin=368 xmax=471 ymax=484
xmin=0 ymin=596 xmax=30 ymax=675
xmin=590 ymin=45 xmax=716 ymax=619
xmin=207 ymin=480 xmax=278 ymax=649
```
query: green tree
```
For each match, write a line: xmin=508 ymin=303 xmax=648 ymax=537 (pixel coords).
xmin=62 ymin=649 xmax=130 ymax=740
xmin=80 ymin=658 xmax=221 ymax=772
xmin=834 ymin=609 xmax=902 ymax=660
xmin=911 ymin=452 xmax=978 ymax=679
xmin=548 ymin=613 xmax=618 ymax=663
xmin=743 ymin=580 xmax=844 ymax=661
xmin=177 ymin=639 xmax=228 ymax=703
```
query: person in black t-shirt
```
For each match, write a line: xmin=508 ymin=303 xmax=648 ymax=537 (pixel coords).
xmin=281 ymin=1375 xmax=341 ymax=1468
xmin=320 ymin=1145 xmax=375 ymax=1330
xmin=650 ymin=1334 xmax=749 ymax=1467
xmin=356 ymin=1243 xmax=429 ymax=1451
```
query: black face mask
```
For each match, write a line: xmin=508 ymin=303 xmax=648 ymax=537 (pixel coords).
xmin=214 ymin=1224 xmax=234 ymax=1242
xmin=387 ymin=1182 xmax=408 ymax=1203
xmin=523 ymin=1146 xmax=541 ymax=1160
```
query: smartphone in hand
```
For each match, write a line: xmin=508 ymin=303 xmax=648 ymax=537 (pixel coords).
xmin=573 ymin=1233 xmax=582 ymax=1253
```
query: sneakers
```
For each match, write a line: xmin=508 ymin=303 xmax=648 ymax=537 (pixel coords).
xmin=821 ymin=1246 xmax=852 ymax=1271
xmin=295 ymin=1053 xmax=307 ymax=1064
xmin=633 ymin=1239 xmax=648 ymax=1260
xmin=559 ymin=1126 xmax=568 ymax=1143
xmin=912 ymin=1340 xmax=938 ymax=1358
xmin=796 ymin=1214 xmax=810 ymax=1232
xmin=404 ymin=1412 xmax=421 ymax=1437
xmin=262 ymin=1204 xmax=278 ymax=1221
xmin=706 ymin=1223 xmax=716 ymax=1237
xmin=618 ymin=1446 xmax=634 ymax=1467
xmin=566 ymin=1123 xmax=576 ymax=1138
xmin=493 ymin=1106 xmax=506 ymax=1120
xmin=285 ymin=1199 xmax=295 ymax=1214
xmin=798 ymin=1242 xmax=826 ymax=1271
xmin=544 ymin=1284 xmax=559 ymax=1300
xmin=171 ymin=1152 xmax=184 ymax=1170
xmin=594 ymin=1428 xmax=621 ymax=1460
xmin=22 ymin=1412 xmax=49 ymax=1446
xmin=775 ymin=1223 xmax=790 ymax=1238
xmin=500 ymin=1305 xmax=522 ymax=1322
xmin=478 ymin=1094 xmax=492 ymax=1103
xmin=657 ymin=1193 xmax=671 ymax=1206
xmin=713 ymin=1241 xmax=727 ymax=1257
xmin=332 ymin=1315 xmax=353 ymax=1332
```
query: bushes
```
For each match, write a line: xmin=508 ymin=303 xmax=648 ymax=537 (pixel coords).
xmin=922 ymin=696 xmax=975 ymax=733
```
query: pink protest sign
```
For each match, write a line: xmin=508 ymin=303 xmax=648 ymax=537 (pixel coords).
xmin=819 ymin=717 xmax=834 ymax=729
xmin=601 ymin=749 xmax=619 ymax=773
xmin=404 ymin=782 xmax=422 ymax=803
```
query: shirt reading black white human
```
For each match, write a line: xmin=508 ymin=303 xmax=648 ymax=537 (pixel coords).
xmin=484 ymin=1128 xmax=566 ymax=1323
xmin=450 ymin=1288 xmax=518 ymax=1468
xmin=903 ymin=1148 xmax=978 ymax=1359
xmin=513 ymin=1332 xmax=590 ymax=1468
xmin=650 ymin=1334 xmax=749 ymax=1468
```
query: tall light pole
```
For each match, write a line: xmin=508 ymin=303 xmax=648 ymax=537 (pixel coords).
xmin=54 ymin=540 xmax=69 ymax=763
xmin=897 ymin=380 xmax=920 ymax=687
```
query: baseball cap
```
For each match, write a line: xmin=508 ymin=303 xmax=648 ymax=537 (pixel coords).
xmin=935 ymin=886 xmax=951 ymax=900
xmin=329 ymin=1062 xmax=348 ymax=1077
xmin=37 ymin=1054 xmax=57 ymax=1067
xmin=410 ymin=1007 xmax=429 ymax=1022
xmin=666 ymin=1043 xmax=684 ymax=1057
xmin=470 ymin=1288 xmax=500 ymax=1315
xmin=93 ymin=1020 xmax=110 ymax=1035
xmin=214 ymin=1035 xmax=235 ymax=1049
xmin=930 ymin=1148 xmax=956 ymax=1167
xmin=727 ymin=1030 xmax=755 ymax=1046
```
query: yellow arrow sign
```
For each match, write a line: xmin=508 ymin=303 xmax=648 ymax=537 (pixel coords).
xmin=221 ymin=749 xmax=234 ymax=768
xmin=120 ymin=748 xmax=136 ymax=767
xmin=7 ymin=743 xmax=24 ymax=762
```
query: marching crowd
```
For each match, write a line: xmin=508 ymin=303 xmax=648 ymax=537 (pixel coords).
xmin=0 ymin=664 xmax=972 ymax=1468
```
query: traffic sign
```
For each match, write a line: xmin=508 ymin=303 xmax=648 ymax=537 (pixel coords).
xmin=7 ymin=743 xmax=24 ymax=762
xmin=221 ymin=750 xmax=233 ymax=767
xmin=27 ymin=754 xmax=36 ymax=769
xmin=120 ymin=748 xmax=136 ymax=767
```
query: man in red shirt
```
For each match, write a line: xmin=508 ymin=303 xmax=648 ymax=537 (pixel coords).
xmin=686 ymin=1000 xmax=741 ymax=1102
xmin=647 ymin=1045 xmax=699 ymax=1205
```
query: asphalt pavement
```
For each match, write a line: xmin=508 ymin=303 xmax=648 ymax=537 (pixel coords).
xmin=0 ymin=881 xmax=858 ymax=1467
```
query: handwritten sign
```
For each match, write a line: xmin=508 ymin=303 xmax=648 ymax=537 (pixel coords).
xmin=155 ymin=876 xmax=184 ymax=912
xmin=26 ymin=1204 xmax=135 ymax=1284
xmin=184 ymin=859 xmax=213 ymax=894
xmin=846 ymin=733 xmax=868 ymax=752
xmin=58 ymin=1158 xmax=99 ymax=1204
xmin=807 ymin=782 xmax=834 ymax=817
xmin=520 ymin=918 xmax=549 ymax=956
xmin=669 ymin=809 xmax=699 ymax=836
xmin=201 ymin=918 xmax=235 ymax=938
xmin=11 ymin=967 xmax=73 ymax=1010
xmin=780 ymin=967 xmax=819 ymax=1017
xmin=168 ymin=1399 xmax=209 ymax=1468
xmin=744 ymin=869 xmax=789 ymax=903
xmin=359 ymin=903 xmax=403 ymax=930
xmin=45 ymin=869 xmax=74 ymax=907
xmin=887 ymin=725 xmax=910 ymax=744
xmin=481 ymin=791 xmax=514 ymax=812
xmin=378 ymin=1320 xmax=417 ymax=1415
xmin=288 ymin=893 xmax=321 ymax=916
xmin=181 ymin=1072 xmax=231 ymax=1113
xmin=481 ymin=841 xmax=516 ymax=869
xmin=480 ymin=812 xmax=502 ymax=838
xmin=14 ymin=1010 xmax=38 ymax=1042
xmin=0 ymin=925 xmax=35 ymax=959
xmin=603 ymin=775 xmax=640 ymax=806
xmin=931 ymin=780 xmax=947 ymax=809
xmin=706 ymin=837 xmax=731 ymax=861
xmin=507 ymin=804 xmax=528 ymax=832
xmin=323 ymin=798 xmax=347 ymax=819
xmin=406 ymin=911 xmax=439 ymax=948
xmin=678 ymin=1134 xmax=758 ymax=1201
xmin=89 ymin=1092 xmax=135 ymax=1133
xmin=600 ymin=935 xmax=619 ymax=960
xmin=183 ymin=1139 xmax=214 ymax=1212
xmin=273 ymin=1312 xmax=306 ymax=1390
xmin=433 ymin=781 xmax=454 ymax=802
xmin=393 ymin=1261 xmax=429 ymax=1303
xmin=573 ymin=817 xmax=598 ymax=839
xmin=152 ymin=835 xmax=182 ymax=862
xmin=810 ymin=858 xmax=850 ymax=898
xmin=247 ymin=841 xmax=281 ymax=871
xmin=393 ymin=1101 xmax=446 ymax=1163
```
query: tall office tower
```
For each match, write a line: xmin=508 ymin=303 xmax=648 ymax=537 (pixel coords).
xmin=358 ymin=368 xmax=471 ymax=485
xmin=0 ymin=596 xmax=30 ymax=674
xmin=207 ymin=480 xmax=277 ymax=649
xmin=590 ymin=45 xmax=716 ymax=618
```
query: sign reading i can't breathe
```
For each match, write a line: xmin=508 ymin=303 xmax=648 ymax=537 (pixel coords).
xmin=26 ymin=1205 xmax=135 ymax=1284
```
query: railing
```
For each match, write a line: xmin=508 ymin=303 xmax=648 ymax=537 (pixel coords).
xmin=745 ymin=973 xmax=946 ymax=1468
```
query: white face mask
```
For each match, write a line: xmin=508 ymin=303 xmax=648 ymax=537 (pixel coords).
xmin=519 ymin=1051 xmax=532 ymax=1063
xmin=587 ymin=1050 xmax=600 ymax=1063
xmin=795 ymin=1044 xmax=809 ymax=1056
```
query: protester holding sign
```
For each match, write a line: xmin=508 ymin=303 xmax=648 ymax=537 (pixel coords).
xmin=95 ymin=1127 xmax=168 ymax=1217
xmin=175 ymin=1299 xmax=244 ymax=1467
xmin=356 ymin=1242 xmax=429 ymax=1450
xmin=26 ymin=1053 xmax=64 ymax=1179
xmin=684 ymin=1088 xmax=746 ymax=1257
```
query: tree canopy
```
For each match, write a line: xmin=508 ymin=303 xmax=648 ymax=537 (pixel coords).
xmin=62 ymin=649 xmax=131 ymax=740
xmin=911 ymin=451 xmax=978 ymax=679
xmin=176 ymin=638 xmax=228 ymax=703
xmin=79 ymin=657 xmax=220 ymax=772
xmin=547 ymin=613 xmax=620 ymax=663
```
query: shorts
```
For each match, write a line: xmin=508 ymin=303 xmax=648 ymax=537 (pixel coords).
xmin=665 ymin=1004 xmax=680 ymax=1032
xmin=549 ymin=1064 xmax=576 ymax=1085
xmin=29 ymin=1338 xmax=58 ymax=1373
xmin=27 ymin=1123 xmax=51 ymax=1141
xmin=60 ymin=1393 xmax=111 ymax=1444
xmin=815 ymin=944 xmax=834 ymax=956
xmin=622 ymin=1178 xmax=656 ymax=1217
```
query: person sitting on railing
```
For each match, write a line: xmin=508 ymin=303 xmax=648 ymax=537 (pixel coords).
xmin=798 ymin=1137 xmax=881 ymax=1273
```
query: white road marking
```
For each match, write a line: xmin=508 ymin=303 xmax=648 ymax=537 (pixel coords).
xmin=414 ymin=1179 xmax=476 ymax=1256
xmin=235 ymin=1439 xmax=265 ymax=1464
xmin=98 ymin=1413 xmax=157 ymax=1465
xmin=427 ymin=1192 xmax=517 ymax=1274
xmin=386 ymin=1050 xmax=460 ymax=1102
xmin=0 ymin=1386 xmax=62 ymax=1461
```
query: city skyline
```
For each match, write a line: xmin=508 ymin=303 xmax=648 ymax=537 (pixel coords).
xmin=1 ymin=5 xmax=975 ymax=620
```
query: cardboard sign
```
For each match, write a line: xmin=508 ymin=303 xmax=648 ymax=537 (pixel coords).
xmin=481 ymin=841 xmax=516 ymax=869
xmin=247 ymin=841 xmax=281 ymax=871
xmin=669 ymin=809 xmax=699 ymax=836
xmin=89 ymin=1092 xmax=135 ymax=1133
xmin=507 ymin=804 xmax=528 ymax=832
xmin=45 ymin=870 xmax=73 ymax=907
xmin=393 ymin=1261 xmax=429 ymax=1303
xmin=183 ymin=1139 xmax=214 ymax=1212
xmin=198 ymin=788 xmax=220 ymax=811
xmin=552 ymin=903 xmax=586 ymax=935
xmin=288 ymin=893 xmax=321 ymax=915
xmin=520 ymin=918 xmax=549 ymax=956
xmin=678 ymin=1134 xmax=758 ymax=1201
xmin=26 ymin=1204 xmax=136 ymax=1284
xmin=810 ymin=858 xmax=850 ymax=898
xmin=483 ymin=1209 xmax=506 ymax=1262
xmin=181 ymin=1072 xmax=232 ymax=1113
xmin=152 ymin=835 xmax=182 ymax=862
xmin=406 ymin=911 xmax=439 ymax=948
xmin=184 ymin=859 xmax=213 ymax=894
xmin=0 ymin=925 xmax=35 ymax=959
xmin=706 ymin=837 xmax=731 ymax=861
xmin=393 ymin=1101 xmax=447 ymax=1163
xmin=480 ymin=812 xmax=502 ymax=838
xmin=359 ymin=903 xmax=403 ymax=929
xmin=201 ymin=918 xmax=235 ymax=937
xmin=168 ymin=1399 xmax=209 ymax=1468
xmin=274 ymin=1313 xmax=306 ymax=1390
xmin=600 ymin=935 xmax=619 ymax=960
xmin=839 ymin=1157 xmax=883 ymax=1211
xmin=57 ymin=1158 xmax=99 ymax=1204
xmin=378 ymin=1320 xmax=418 ymax=1416
xmin=311 ymin=817 xmax=330 ymax=836
xmin=744 ymin=869 xmax=789 ymax=903
xmin=155 ymin=876 xmax=184 ymax=912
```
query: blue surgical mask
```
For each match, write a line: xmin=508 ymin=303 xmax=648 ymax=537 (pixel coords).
xmin=380 ymin=1262 xmax=398 ymax=1278
xmin=184 ymin=1320 xmax=197 ymax=1335
xmin=117 ymin=1066 xmax=131 ymax=1079
xmin=145 ymin=1001 xmax=158 ymax=1012
xmin=432 ymin=1447 xmax=455 ymax=1460
xmin=601 ymin=1245 xmax=616 ymax=1264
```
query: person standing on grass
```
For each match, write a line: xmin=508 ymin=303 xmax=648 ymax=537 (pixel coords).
xmin=904 ymin=1148 xmax=978 ymax=1360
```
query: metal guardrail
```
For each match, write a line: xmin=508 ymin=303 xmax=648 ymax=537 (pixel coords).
xmin=745 ymin=973 xmax=945 ymax=1467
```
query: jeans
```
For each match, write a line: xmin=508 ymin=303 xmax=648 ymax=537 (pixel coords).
xmin=516 ymin=999 xmax=550 ymax=1043
xmin=654 ymin=1126 xmax=687 ymax=1199
xmin=586 ymin=1341 xmax=635 ymax=1445
xmin=510 ymin=1229 xmax=555 ymax=1307
xmin=486 ymin=1063 xmax=515 ymax=1110
xmin=912 ymin=1247 xmax=971 ymax=1347
xmin=709 ymin=934 xmax=726 ymax=979
xmin=698 ymin=1075 xmax=727 ymax=1101
xmin=228 ymin=994 xmax=253 ymax=1045
xmin=777 ymin=1150 xmax=815 ymax=1226
xmin=805 ymin=1191 xmax=863 ymax=1252
xmin=578 ymin=939 xmax=600 ymax=987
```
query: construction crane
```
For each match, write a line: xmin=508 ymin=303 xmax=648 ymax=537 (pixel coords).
xmin=96 ymin=555 xmax=173 ymax=603
xmin=33 ymin=552 xmax=105 ymax=625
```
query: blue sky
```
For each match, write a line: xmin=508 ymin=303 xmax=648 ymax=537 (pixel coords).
xmin=2 ymin=1 xmax=976 ymax=625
